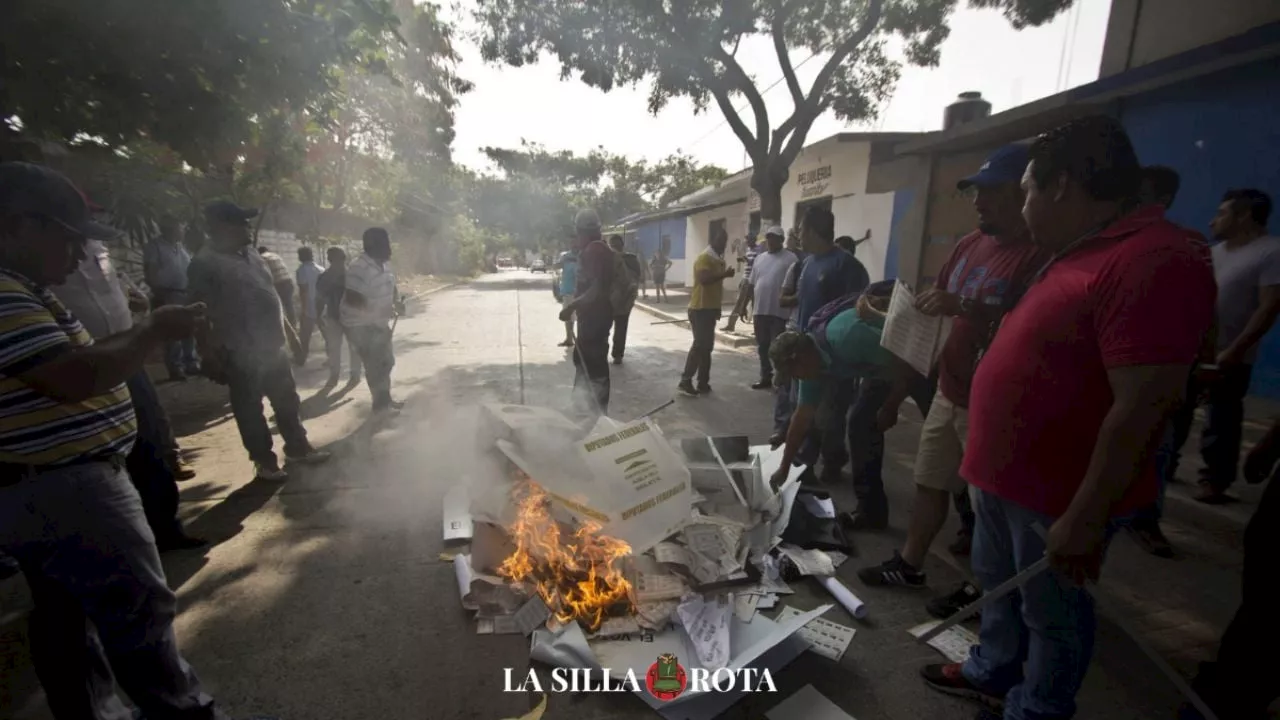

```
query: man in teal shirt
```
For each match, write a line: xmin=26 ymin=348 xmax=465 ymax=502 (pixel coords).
xmin=555 ymin=249 xmax=578 ymax=347
xmin=769 ymin=290 xmax=931 ymax=492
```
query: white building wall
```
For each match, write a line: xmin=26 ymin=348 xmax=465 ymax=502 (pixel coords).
xmin=832 ymin=192 xmax=895 ymax=283
xmin=682 ymin=201 xmax=748 ymax=288
xmin=1099 ymin=0 xmax=1280 ymax=77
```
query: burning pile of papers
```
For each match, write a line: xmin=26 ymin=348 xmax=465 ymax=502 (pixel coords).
xmin=447 ymin=404 xmax=857 ymax=718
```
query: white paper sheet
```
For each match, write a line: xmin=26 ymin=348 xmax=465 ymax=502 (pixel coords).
xmin=910 ymin=620 xmax=980 ymax=664
xmin=777 ymin=544 xmax=836 ymax=577
xmin=678 ymin=596 xmax=732 ymax=669
xmin=513 ymin=595 xmax=552 ymax=636
xmin=636 ymin=571 xmax=688 ymax=602
xmin=442 ymin=483 xmax=474 ymax=541
xmin=593 ymin=615 xmax=642 ymax=638
xmin=654 ymin=541 xmax=693 ymax=567
xmin=800 ymin=494 xmax=836 ymax=519
xmin=827 ymin=551 xmax=850 ymax=568
xmin=776 ymin=606 xmax=856 ymax=662
xmin=683 ymin=524 xmax=732 ymax=561
xmin=733 ymin=592 xmax=760 ymax=623
xmin=880 ymin=280 xmax=951 ymax=377
xmin=755 ymin=594 xmax=779 ymax=609
xmin=476 ymin=614 xmax=521 ymax=635
xmin=766 ymin=684 xmax=858 ymax=720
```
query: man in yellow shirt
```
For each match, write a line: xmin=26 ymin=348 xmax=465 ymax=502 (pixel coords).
xmin=678 ymin=227 xmax=735 ymax=396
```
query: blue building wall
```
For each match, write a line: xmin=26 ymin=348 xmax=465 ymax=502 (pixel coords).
xmin=634 ymin=217 xmax=688 ymax=261
xmin=1119 ymin=55 xmax=1280 ymax=397
xmin=884 ymin=189 xmax=915 ymax=281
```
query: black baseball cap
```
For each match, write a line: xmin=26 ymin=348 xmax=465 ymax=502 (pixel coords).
xmin=0 ymin=162 xmax=120 ymax=239
xmin=204 ymin=199 xmax=258 ymax=226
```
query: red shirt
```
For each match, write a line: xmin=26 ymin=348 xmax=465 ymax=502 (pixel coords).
xmin=935 ymin=231 xmax=1047 ymax=407
xmin=960 ymin=207 xmax=1216 ymax=518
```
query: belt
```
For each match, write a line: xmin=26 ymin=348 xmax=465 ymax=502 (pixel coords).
xmin=0 ymin=455 xmax=126 ymax=488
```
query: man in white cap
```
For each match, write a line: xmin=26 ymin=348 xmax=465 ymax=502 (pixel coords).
xmin=746 ymin=226 xmax=796 ymax=389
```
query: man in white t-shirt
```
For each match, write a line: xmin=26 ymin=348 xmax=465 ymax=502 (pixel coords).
xmin=748 ymin=226 xmax=797 ymax=389
xmin=295 ymin=246 xmax=325 ymax=363
xmin=342 ymin=227 xmax=400 ymax=414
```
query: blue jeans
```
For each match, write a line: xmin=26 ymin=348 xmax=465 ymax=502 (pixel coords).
xmin=963 ymin=489 xmax=1109 ymax=719
xmin=773 ymin=380 xmax=795 ymax=436
xmin=0 ymin=461 xmax=225 ymax=719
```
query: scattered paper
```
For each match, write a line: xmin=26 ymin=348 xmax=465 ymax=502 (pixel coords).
xmin=477 ymin=614 xmax=521 ymax=635
xmin=910 ymin=620 xmax=980 ymax=664
xmin=778 ymin=544 xmax=836 ymax=577
xmin=881 ymin=280 xmax=951 ymax=377
xmin=777 ymin=606 xmax=856 ymax=662
xmin=800 ymin=493 xmax=836 ymax=519
xmin=734 ymin=592 xmax=761 ymax=623
xmin=442 ymin=484 xmax=474 ymax=541
xmin=654 ymin=541 xmax=692 ymax=567
xmin=678 ymin=596 xmax=732 ymax=669
xmin=513 ymin=596 xmax=552 ymax=636
xmin=766 ymin=684 xmax=858 ymax=720
xmin=827 ymin=551 xmax=849 ymax=568
xmin=635 ymin=600 xmax=680 ymax=630
xmin=594 ymin=615 xmax=642 ymax=638
xmin=817 ymin=575 xmax=868 ymax=620
xmin=453 ymin=553 xmax=505 ymax=611
xmin=636 ymin=571 xmax=688 ymax=602
xmin=684 ymin=524 xmax=732 ymax=561
xmin=756 ymin=594 xmax=779 ymax=609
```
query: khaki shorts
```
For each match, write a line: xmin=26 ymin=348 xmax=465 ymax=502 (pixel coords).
xmin=914 ymin=391 xmax=969 ymax=493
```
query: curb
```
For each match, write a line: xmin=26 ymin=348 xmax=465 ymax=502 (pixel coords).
xmin=632 ymin=301 xmax=756 ymax=349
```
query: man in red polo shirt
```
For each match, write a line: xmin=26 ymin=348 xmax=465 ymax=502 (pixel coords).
xmin=920 ymin=116 xmax=1215 ymax=720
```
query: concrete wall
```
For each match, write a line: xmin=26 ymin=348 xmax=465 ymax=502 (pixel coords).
xmin=1099 ymin=0 xmax=1280 ymax=77
xmin=683 ymin=201 xmax=747 ymax=287
xmin=1119 ymin=55 xmax=1280 ymax=397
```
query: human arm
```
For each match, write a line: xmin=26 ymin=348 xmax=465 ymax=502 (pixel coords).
xmin=13 ymin=305 xmax=203 ymax=402
xmin=778 ymin=263 xmax=801 ymax=308
xmin=695 ymin=257 xmax=735 ymax=286
xmin=1218 ymin=284 xmax=1280 ymax=365
xmin=875 ymin=358 xmax=921 ymax=432
xmin=559 ymin=245 xmax=606 ymax=320
xmin=770 ymin=403 xmax=816 ymax=486
xmin=1047 ymin=241 xmax=1215 ymax=584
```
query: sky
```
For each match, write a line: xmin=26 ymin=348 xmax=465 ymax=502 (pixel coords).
xmin=444 ymin=0 xmax=1113 ymax=173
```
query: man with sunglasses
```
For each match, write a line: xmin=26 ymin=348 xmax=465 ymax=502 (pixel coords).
xmin=188 ymin=200 xmax=330 ymax=480
xmin=0 ymin=162 xmax=243 ymax=719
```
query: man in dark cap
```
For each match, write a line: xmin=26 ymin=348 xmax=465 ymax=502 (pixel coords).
xmin=559 ymin=209 xmax=613 ymax=415
xmin=0 ymin=162 xmax=242 ymax=719
xmin=188 ymin=200 xmax=330 ymax=480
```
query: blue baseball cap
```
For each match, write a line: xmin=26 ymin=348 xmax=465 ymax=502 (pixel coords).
xmin=957 ymin=144 xmax=1030 ymax=190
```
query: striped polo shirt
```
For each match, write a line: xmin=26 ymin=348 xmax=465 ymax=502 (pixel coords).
xmin=0 ymin=269 xmax=136 ymax=466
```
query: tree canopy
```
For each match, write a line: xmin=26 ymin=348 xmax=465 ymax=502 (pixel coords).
xmin=474 ymin=0 xmax=1074 ymax=221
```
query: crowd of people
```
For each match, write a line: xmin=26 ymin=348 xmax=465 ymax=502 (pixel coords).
xmin=554 ymin=115 xmax=1276 ymax=720
xmin=0 ymin=159 xmax=411 ymax=718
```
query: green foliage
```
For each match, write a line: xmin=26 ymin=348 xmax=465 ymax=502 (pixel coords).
xmin=473 ymin=0 xmax=1073 ymax=217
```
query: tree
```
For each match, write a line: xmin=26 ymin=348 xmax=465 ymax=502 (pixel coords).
xmin=473 ymin=0 xmax=1073 ymax=225
xmin=1 ymin=0 xmax=401 ymax=170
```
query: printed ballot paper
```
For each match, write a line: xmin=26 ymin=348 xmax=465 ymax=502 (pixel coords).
xmin=777 ymin=606 xmax=856 ymax=662
xmin=498 ymin=417 xmax=694 ymax=554
xmin=678 ymin=595 xmax=732 ymax=668
xmin=910 ymin=620 xmax=980 ymax=664
xmin=881 ymin=280 xmax=952 ymax=377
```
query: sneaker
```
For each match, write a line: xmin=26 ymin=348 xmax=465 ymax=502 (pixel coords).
xmin=1127 ymin=520 xmax=1174 ymax=558
xmin=920 ymin=663 xmax=1005 ymax=708
xmin=696 ymin=384 xmax=712 ymax=394
xmin=948 ymin=529 xmax=973 ymax=557
xmin=677 ymin=380 xmax=698 ymax=397
xmin=927 ymin=581 xmax=983 ymax=620
xmin=255 ymin=462 xmax=288 ymax=481
xmin=857 ymin=552 xmax=926 ymax=587
xmin=286 ymin=449 xmax=331 ymax=465
xmin=751 ymin=379 xmax=773 ymax=390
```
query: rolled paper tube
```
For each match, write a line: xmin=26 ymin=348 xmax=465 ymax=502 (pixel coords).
xmin=817 ymin=575 xmax=868 ymax=620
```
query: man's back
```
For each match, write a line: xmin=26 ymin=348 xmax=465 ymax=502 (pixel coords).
xmin=188 ymin=247 xmax=286 ymax=361
xmin=797 ymin=249 xmax=868 ymax=328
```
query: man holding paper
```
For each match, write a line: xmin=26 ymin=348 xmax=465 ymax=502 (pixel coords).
xmin=919 ymin=117 xmax=1215 ymax=720
xmin=768 ymin=286 xmax=930 ymax=491
xmin=857 ymin=144 xmax=1046 ymax=596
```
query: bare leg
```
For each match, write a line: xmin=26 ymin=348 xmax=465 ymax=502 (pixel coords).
xmin=901 ymin=485 xmax=952 ymax=568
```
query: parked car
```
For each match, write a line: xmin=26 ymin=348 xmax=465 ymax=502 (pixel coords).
xmin=530 ymin=260 xmax=548 ymax=273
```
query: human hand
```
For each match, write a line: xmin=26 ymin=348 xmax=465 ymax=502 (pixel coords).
xmin=147 ymin=303 xmax=205 ymax=341
xmin=915 ymin=289 xmax=962 ymax=317
xmin=769 ymin=466 xmax=789 ymax=488
xmin=724 ymin=267 xmax=736 ymax=279
xmin=875 ymin=405 xmax=899 ymax=432
xmin=1216 ymin=348 xmax=1243 ymax=367
xmin=1046 ymin=514 xmax=1107 ymax=586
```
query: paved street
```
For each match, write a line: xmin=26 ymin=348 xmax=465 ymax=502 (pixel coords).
xmin=0 ymin=270 xmax=1259 ymax=720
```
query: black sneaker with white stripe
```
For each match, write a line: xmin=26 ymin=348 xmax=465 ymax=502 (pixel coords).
xmin=856 ymin=551 xmax=926 ymax=587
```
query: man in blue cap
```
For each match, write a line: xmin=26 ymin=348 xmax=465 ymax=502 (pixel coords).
xmin=855 ymin=146 xmax=1047 ymax=613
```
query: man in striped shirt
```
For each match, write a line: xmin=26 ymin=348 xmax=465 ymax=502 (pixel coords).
xmin=0 ymin=163 xmax=238 ymax=719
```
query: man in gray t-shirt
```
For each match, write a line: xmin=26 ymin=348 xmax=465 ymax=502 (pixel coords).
xmin=1198 ymin=189 xmax=1279 ymax=502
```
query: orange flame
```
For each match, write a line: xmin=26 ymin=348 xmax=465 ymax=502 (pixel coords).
xmin=498 ymin=481 xmax=634 ymax=631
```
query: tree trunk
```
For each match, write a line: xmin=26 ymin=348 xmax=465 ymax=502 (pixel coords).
xmin=752 ymin=162 xmax=788 ymax=229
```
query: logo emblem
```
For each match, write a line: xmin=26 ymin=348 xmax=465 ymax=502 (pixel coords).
xmin=645 ymin=653 xmax=687 ymax=701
